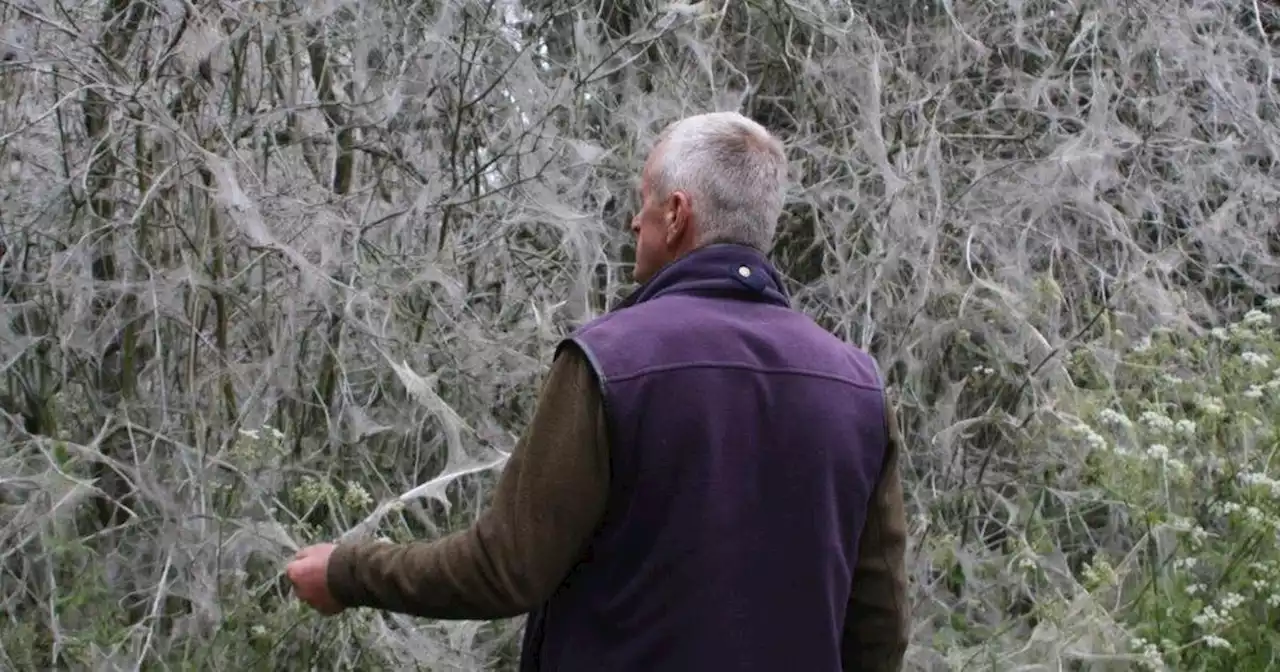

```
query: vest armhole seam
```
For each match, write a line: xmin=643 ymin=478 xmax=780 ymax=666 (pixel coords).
xmin=559 ymin=336 xmax=609 ymax=388
xmin=559 ymin=337 xmax=618 ymax=501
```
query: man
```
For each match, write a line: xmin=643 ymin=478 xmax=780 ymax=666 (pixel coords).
xmin=287 ymin=112 xmax=910 ymax=671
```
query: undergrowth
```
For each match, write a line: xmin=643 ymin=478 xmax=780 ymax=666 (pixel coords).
xmin=914 ymin=302 xmax=1280 ymax=670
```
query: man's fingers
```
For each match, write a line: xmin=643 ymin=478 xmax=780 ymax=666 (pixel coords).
xmin=281 ymin=546 xmax=338 ymax=616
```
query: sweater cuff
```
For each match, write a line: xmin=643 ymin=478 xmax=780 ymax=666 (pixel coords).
xmin=326 ymin=542 xmax=369 ymax=609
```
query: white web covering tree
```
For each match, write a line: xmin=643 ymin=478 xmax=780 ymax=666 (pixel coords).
xmin=1 ymin=0 xmax=1279 ymax=668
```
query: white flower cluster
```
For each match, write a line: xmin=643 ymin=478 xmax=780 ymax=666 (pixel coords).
xmin=1210 ymin=305 xmax=1278 ymax=344
xmin=1099 ymin=408 xmax=1132 ymax=428
xmin=1202 ymin=634 xmax=1231 ymax=650
xmin=292 ymin=475 xmax=375 ymax=510
xmin=1081 ymin=555 xmax=1116 ymax=589
xmin=293 ymin=475 xmax=338 ymax=507
xmin=1135 ymin=442 xmax=1186 ymax=479
xmin=1080 ymin=310 xmax=1280 ymax=662
xmin=1194 ymin=395 xmax=1226 ymax=416
xmin=1129 ymin=637 xmax=1164 ymax=670
xmin=1210 ymin=498 xmax=1278 ymax=531
xmin=1191 ymin=592 xmax=1244 ymax=630
xmin=1246 ymin=562 xmax=1280 ymax=609
xmin=1243 ymin=348 xmax=1280 ymax=397
xmin=343 ymin=481 xmax=374 ymax=509
xmin=238 ymin=425 xmax=286 ymax=441
xmin=229 ymin=424 xmax=288 ymax=467
xmin=1070 ymin=423 xmax=1108 ymax=450
xmin=1091 ymin=409 xmax=1195 ymax=475
xmin=1240 ymin=350 xmax=1271 ymax=368
xmin=1137 ymin=410 xmax=1198 ymax=437
xmin=1140 ymin=410 xmax=1173 ymax=432
xmin=1239 ymin=471 xmax=1280 ymax=498
xmin=1243 ymin=309 xmax=1272 ymax=327
xmin=1165 ymin=515 xmax=1210 ymax=546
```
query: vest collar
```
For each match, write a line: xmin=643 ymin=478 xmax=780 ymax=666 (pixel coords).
xmin=615 ymin=243 xmax=791 ymax=311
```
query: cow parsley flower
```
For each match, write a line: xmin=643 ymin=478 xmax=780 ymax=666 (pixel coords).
xmin=1130 ymin=637 xmax=1164 ymax=670
xmin=1241 ymin=351 xmax=1271 ymax=368
xmin=1099 ymin=408 xmax=1132 ymax=428
xmin=343 ymin=481 xmax=374 ymax=509
xmin=1074 ymin=424 xmax=1107 ymax=450
xmin=1196 ymin=395 xmax=1225 ymax=416
xmin=1192 ymin=604 xmax=1230 ymax=628
xmin=1213 ymin=501 xmax=1242 ymax=516
xmin=1242 ymin=309 xmax=1272 ymax=327
xmin=1141 ymin=411 xmax=1175 ymax=432
xmin=1203 ymin=635 xmax=1231 ymax=650
xmin=1239 ymin=471 xmax=1280 ymax=497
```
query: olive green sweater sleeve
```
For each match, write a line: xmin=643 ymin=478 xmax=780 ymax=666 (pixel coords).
xmin=841 ymin=393 xmax=910 ymax=671
xmin=325 ymin=344 xmax=610 ymax=619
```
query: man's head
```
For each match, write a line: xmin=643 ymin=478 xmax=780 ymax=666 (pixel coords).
xmin=630 ymin=112 xmax=788 ymax=283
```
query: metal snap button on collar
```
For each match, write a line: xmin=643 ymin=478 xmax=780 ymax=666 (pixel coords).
xmin=737 ymin=265 xmax=751 ymax=278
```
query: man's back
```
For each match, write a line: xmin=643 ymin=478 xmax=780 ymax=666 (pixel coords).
xmin=296 ymin=113 xmax=907 ymax=672
xmin=521 ymin=244 xmax=893 ymax=672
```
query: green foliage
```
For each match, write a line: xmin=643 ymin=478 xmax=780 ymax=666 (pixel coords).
xmin=0 ymin=425 xmax=514 ymax=670
xmin=1069 ymin=303 xmax=1280 ymax=670
xmin=915 ymin=301 xmax=1280 ymax=670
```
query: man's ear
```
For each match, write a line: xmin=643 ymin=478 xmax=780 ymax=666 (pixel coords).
xmin=665 ymin=191 xmax=691 ymax=245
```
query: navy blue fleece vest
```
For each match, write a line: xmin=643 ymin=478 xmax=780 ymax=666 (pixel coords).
xmin=520 ymin=244 xmax=889 ymax=672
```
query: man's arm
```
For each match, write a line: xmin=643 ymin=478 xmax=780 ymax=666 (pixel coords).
xmin=841 ymin=391 xmax=910 ymax=671
xmin=325 ymin=343 xmax=610 ymax=619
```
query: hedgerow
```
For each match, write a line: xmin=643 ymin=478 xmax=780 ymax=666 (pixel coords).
xmin=2 ymin=0 xmax=1279 ymax=669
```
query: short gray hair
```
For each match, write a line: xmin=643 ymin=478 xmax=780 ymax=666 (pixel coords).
xmin=651 ymin=112 xmax=788 ymax=252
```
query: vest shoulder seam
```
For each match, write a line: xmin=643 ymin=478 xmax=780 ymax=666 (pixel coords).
xmin=606 ymin=360 xmax=883 ymax=391
xmin=560 ymin=336 xmax=609 ymax=386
